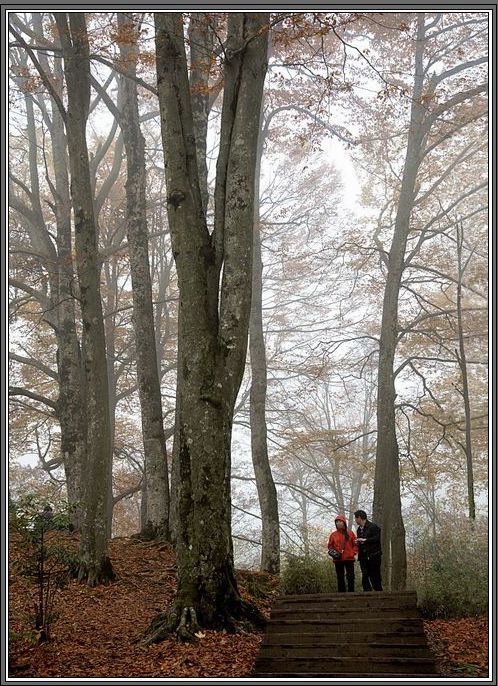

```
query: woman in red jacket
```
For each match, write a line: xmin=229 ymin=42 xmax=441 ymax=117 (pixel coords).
xmin=328 ymin=514 xmax=357 ymax=592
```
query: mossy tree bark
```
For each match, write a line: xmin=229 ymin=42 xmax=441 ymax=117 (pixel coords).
xmin=148 ymin=12 xmax=269 ymax=641
xmin=49 ymin=63 xmax=87 ymax=531
xmin=168 ymin=13 xmax=217 ymax=543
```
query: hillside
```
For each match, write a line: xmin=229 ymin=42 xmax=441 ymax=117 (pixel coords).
xmin=8 ymin=533 xmax=488 ymax=678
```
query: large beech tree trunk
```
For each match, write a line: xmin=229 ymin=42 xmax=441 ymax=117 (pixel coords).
xmin=54 ymin=12 xmax=114 ymax=585
xmin=168 ymin=13 xmax=216 ymax=543
xmin=147 ymin=12 xmax=269 ymax=642
xmin=117 ymin=13 xmax=170 ymax=540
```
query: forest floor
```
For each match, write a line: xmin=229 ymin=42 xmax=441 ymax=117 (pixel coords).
xmin=9 ymin=532 xmax=488 ymax=679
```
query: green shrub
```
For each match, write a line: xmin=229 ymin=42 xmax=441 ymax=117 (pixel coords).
xmin=10 ymin=494 xmax=79 ymax=642
xmin=407 ymin=517 xmax=488 ymax=619
xmin=237 ymin=569 xmax=277 ymax=599
xmin=279 ymin=554 xmax=338 ymax=595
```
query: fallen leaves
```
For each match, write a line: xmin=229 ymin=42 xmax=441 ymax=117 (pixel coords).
xmin=424 ymin=616 xmax=489 ymax=677
xmin=8 ymin=534 xmax=274 ymax=678
xmin=8 ymin=532 xmax=487 ymax=678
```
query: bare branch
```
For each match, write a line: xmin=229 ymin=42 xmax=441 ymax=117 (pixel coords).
xmin=9 ymin=352 xmax=59 ymax=381
xmin=9 ymin=386 xmax=58 ymax=412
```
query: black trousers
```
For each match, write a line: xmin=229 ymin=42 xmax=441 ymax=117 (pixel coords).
xmin=359 ymin=556 xmax=383 ymax=591
xmin=334 ymin=560 xmax=355 ymax=592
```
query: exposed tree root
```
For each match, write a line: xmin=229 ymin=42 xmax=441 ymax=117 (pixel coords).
xmin=142 ymin=598 xmax=266 ymax=645
xmin=78 ymin=556 xmax=116 ymax=587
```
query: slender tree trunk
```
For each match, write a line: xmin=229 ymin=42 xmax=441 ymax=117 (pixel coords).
xmin=55 ymin=12 xmax=114 ymax=585
xmin=373 ymin=15 xmax=429 ymax=590
xmin=350 ymin=385 xmax=375 ymax=528
xmin=117 ymin=13 xmax=170 ymax=540
xmin=249 ymin=124 xmax=280 ymax=575
xmin=146 ymin=12 xmax=269 ymax=642
xmin=455 ymin=221 xmax=475 ymax=520
xmin=249 ymin=219 xmax=280 ymax=574
xmin=300 ymin=488 xmax=310 ymax=556
xmin=103 ymin=257 xmax=118 ymax=539
xmin=430 ymin=484 xmax=437 ymax=539
xmin=50 ymin=76 xmax=87 ymax=529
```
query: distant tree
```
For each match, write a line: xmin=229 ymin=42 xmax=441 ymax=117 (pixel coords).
xmin=371 ymin=13 xmax=487 ymax=588
xmin=116 ymin=12 xmax=170 ymax=539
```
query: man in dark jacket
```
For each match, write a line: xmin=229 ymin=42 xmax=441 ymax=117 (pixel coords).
xmin=354 ymin=510 xmax=383 ymax=591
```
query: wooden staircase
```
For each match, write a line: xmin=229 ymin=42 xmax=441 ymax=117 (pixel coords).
xmin=253 ymin=591 xmax=439 ymax=678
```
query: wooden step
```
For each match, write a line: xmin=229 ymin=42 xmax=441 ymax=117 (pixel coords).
xmin=270 ymin=606 xmax=420 ymax=620
xmin=275 ymin=591 xmax=417 ymax=603
xmin=253 ymin=592 xmax=438 ymax=678
xmin=254 ymin=656 xmax=438 ymax=674
xmin=266 ymin=617 xmax=425 ymax=633
xmin=258 ymin=643 xmax=434 ymax=659
xmin=253 ymin=673 xmax=439 ymax=678
xmin=274 ymin=596 xmax=418 ymax=611
xmin=262 ymin=631 xmax=428 ymax=645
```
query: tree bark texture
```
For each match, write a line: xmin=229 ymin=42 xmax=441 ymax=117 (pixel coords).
xmin=117 ymin=12 xmax=170 ymax=540
xmin=188 ymin=15 xmax=215 ymax=215
xmin=152 ymin=12 xmax=269 ymax=639
xmin=169 ymin=13 xmax=215 ymax=544
xmin=55 ymin=12 xmax=114 ymax=585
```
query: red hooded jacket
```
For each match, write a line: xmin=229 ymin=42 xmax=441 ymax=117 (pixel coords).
xmin=327 ymin=514 xmax=357 ymax=562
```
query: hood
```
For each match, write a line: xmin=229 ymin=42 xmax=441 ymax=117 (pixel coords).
xmin=334 ymin=514 xmax=347 ymax=526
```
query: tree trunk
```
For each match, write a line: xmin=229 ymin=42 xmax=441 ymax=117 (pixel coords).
xmin=117 ymin=12 xmax=170 ymax=540
xmin=55 ymin=12 xmax=114 ymax=586
xmin=147 ymin=12 xmax=269 ymax=642
xmin=188 ymin=14 xmax=214 ymax=215
xmin=350 ymin=382 xmax=375 ymax=529
xmin=373 ymin=14 xmax=429 ymax=591
xmin=168 ymin=14 xmax=217 ymax=545
xmin=50 ymin=71 xmax=87 ymax=530
xmin=249 ymin=120 xmax=280 ymax=575
xmin=103 ymin=256 xmax=118 ymax=540
xmin=250 ymin=218 xmax=280 ymax=574
xmin=455 ymin=220 xmax=475 ymax=520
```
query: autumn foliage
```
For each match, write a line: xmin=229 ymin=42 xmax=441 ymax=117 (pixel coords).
xmin=424 ymin=617 xmax=488 ymax=678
